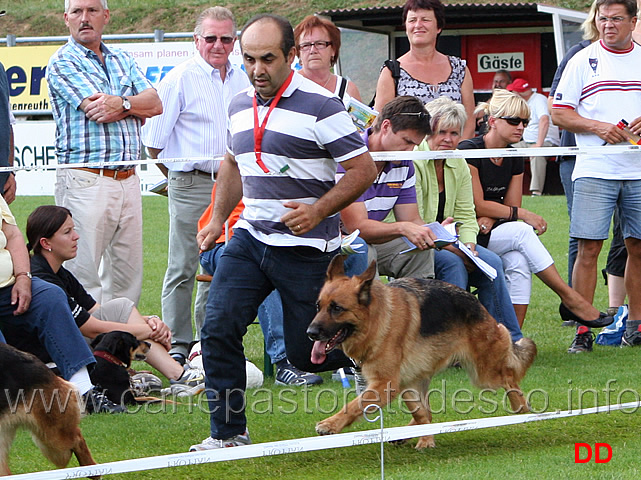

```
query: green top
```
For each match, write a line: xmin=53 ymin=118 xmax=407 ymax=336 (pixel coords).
xmin=413 ymin=140 xmax=479 ymax=245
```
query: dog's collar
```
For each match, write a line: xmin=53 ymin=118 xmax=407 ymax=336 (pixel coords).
xmin=94 ymin=350 xmax=127 ymax=367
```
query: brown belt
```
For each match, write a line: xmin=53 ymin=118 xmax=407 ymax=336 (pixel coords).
xmin=76 ymin=167 xmax=136 ymax=180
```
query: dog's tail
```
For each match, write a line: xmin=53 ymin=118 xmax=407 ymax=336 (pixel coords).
xmin=509 ymin=337 xmax=537 ymax=382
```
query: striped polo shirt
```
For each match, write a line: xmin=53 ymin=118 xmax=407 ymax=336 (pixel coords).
xmin=228 ymin=71 xmax=368 ymax=251
xmin=338 ymin=128 xmax=417 ymax=222
xmin=47 ymin=38 xmax=153 ymax=167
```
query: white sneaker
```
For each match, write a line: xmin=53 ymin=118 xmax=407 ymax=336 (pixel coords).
xmin=189 ymin=430 xmax=251 ymax=451
xmin=162 ymin=365 xmax=205 ymax=397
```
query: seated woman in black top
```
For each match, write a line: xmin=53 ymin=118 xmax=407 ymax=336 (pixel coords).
xmin=458 ymin=89 xmax=611 ymax=330
xmin=16 ymin=205 xmax=184 ymax=381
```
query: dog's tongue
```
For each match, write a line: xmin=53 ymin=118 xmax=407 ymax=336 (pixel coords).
xmin=311 ymin=340 xmax=328 ymax=364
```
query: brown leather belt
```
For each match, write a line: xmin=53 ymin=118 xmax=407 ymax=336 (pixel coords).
xmin=76 ymin=167 xmax=136 ymax=180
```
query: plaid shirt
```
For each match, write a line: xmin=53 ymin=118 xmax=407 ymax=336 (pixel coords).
xmin=46 ymin=37 xmax=153 ymax=167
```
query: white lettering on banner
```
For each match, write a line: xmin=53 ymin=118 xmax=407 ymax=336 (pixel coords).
xmin=12 ymin=121 xmax=165 ymax=196
xmin=477 ymin=52 xmax=524 ymax=72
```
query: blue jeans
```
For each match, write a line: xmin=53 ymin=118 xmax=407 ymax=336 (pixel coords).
xmin=559 ymin=158 xmax=578 ymax=285
xmin=201 ymin=229 xmax=352 ymax=439
xmin=201 ymin=244 xmax=286 ymax=365
xmin=255 ymin=235 xmax=371 ymax=363
xmin=0 ymin=278 xmax=95 ymax=380
xmin=434 ymin=246 xmax=523 ymax=342
xmin=344 ymin=235 xmax=370 ymax=276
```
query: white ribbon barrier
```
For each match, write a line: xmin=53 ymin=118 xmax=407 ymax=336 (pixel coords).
xmin=11 ymin=400 xmax=640 ymax=480
xmin=2 ymin=144 xmax=640 ymax=173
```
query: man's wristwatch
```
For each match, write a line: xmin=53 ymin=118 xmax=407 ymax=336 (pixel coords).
xmin=121 ymin=96 xmax=131 ymax=112
xmin=15 ymin=272 xmax=32 ymax=280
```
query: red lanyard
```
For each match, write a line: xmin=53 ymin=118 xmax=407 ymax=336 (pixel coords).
xmin=253 ymin=70 xmax=294 ymax=173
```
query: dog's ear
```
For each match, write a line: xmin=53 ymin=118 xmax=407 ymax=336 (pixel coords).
xmin=356 ymin=261 xmax=377 ymax=306
xmin=90 ymin=333 xmax=106 ymax=349
xmin=326 ymin=254 xmax=346 ymax=280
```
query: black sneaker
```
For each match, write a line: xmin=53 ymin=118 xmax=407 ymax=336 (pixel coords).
xmin=567 ymin=326 xmax=595 ymax=353
xmin=82 ymin=386 xmax=127 ymax=414
xmin=275 ymin=360 xmax=323 ymax=386
xmin=621 ymin=328 xmax=641 ymax=347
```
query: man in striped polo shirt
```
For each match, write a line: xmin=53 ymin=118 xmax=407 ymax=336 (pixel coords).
xmin=340 ymin=96 xmax=437 ymax=281
xmin=192 ymin=14 xmax=377 ymax=450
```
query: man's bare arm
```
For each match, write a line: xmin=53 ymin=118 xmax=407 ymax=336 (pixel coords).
xmin=552 ymin=107 xmax=627 ymax=144
xmin=81 ymin=88 xmax=163 ymax=124
xmin=197 ymin=153 xmax=243 ymax=252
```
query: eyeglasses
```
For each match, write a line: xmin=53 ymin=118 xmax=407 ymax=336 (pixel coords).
xmin=498 ymin=116 xmax=529 ymax=127
xmin=199 ymin=34 xmax=235 ymax=45
xmin=298 ymin=41 xmax=332 ymax=52
xmin=597 ymin=16 xmax=628 ymax=24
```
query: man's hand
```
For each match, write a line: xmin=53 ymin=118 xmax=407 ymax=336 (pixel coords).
xmin=11 ymin=275 xmax=31 ymax=315
xmin=3 ymin=173 xmax=16 ymax=205
xmin=628 ymin=116 xmax=641 ymax=138
xmin=83 ymin=93 xmax=127 ymax=124
xmin=594 ymin=120 xmax=629 ymax=144
xmin=281 ymin=201 xmax=325 ymax=235
xmin=144 ymin=315 xmax=172 ymax=350
xmin=197 ymin=222 xmax=223 ymax=253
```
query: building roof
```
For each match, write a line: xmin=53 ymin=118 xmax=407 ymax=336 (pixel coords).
xmin=318 ymin=2 xmax=558 ymax=30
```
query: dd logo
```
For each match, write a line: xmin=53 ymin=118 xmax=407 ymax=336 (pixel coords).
xmin=574 ymin=443 xmax=612 ymax=463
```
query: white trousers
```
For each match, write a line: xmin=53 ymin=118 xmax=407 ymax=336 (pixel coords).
xmin=487 ymin=221 xmax=554 ymax=304
xmin=56 ymin=168 xmax=143 ymax=305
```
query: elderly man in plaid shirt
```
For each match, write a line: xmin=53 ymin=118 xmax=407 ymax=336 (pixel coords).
xmin=46 ymin=0 xmax=162 ymax=304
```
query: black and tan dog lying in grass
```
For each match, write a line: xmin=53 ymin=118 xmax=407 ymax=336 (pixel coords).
xmin=307 ymin=256 xmax=537 ymax=449
xmin=0 ymin=342 xmax=98 ymax=477
xmin=90 ymin=331 xmax=150 ymax=406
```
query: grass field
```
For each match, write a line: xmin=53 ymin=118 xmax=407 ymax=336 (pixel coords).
xmin=7 ymin=194 xmax=641 ymax=480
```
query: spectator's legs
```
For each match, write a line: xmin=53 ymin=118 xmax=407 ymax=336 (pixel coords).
xmin=162 ymin=171 xmax=214 ymax=357
xmin=0 ymin=278 xmax=95 ymax=380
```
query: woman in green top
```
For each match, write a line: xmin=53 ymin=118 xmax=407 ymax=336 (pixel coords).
xmin=414 ymin=96 xmax=521 ymax=341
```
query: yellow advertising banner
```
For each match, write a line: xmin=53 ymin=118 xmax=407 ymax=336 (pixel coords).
xmin=0 ymin=45 xmax=58 ymax=111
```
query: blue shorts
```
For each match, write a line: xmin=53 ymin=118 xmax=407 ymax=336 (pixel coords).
xmin=571 ymin=177 xmax=641 ymax=240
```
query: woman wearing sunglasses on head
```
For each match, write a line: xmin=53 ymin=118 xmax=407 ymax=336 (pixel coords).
xmin=458 ymin=89 xmax=613 ymax=330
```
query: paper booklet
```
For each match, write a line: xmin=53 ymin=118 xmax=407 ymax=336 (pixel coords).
xmin=341 ymin=229 xmax=365 ymax=255
xmin=347 ymin=97 xmax=378 ymax=132
xmin=399 ymin=222 xmax=497 ymax=279
xmin=149 ymin=178 xmax=168 ymax=196
xmin=400 ymin=222 xmax=459 ymax=254
xmin=455 ymin=241 xmax=497 ymax=280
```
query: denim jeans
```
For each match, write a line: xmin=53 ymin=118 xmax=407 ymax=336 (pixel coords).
xmin=0 ymin=278 xmax=95 ymax=380
xmin=434 ymin=246 xmax=523 ymax=342
xmin=200 ymin=229 xmax=352 ymax=439
xmin=201 ymin=244 xmax=286 ymax=364
xmin=255 ymin=235 xmax=371 ymax=363
xmin=559 ymin=158 xmax=578 ymax=285
xmin=344 ymin=235 xmax=370 ymax=276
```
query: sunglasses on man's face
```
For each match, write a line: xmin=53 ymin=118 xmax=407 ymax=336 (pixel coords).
xmin=200 ymin=35 xmax=235 ymax=45
xmin=498 ymin=116 xmax=529 ymax=128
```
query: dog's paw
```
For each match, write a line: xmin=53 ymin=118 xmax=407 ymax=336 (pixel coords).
xmin=415 ymin=435 xmax=436 ymax=450
xmin=315 ymin=421 xmax=338 ymax=436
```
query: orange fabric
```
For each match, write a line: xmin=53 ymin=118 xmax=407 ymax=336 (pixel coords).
xmin=197 ymin=183 xmax=245 ymax=244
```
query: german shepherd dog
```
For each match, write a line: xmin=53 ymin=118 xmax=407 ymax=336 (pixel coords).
xmin=0 ymin=343 xmax=98 ymax=477
xmin=307 ymin=256 xmax=537 ymax=449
